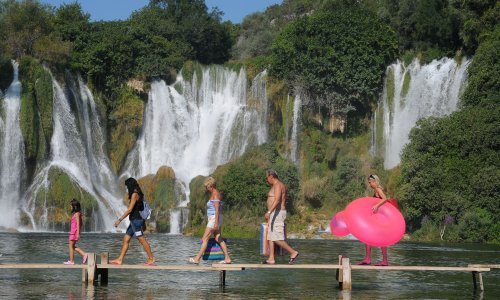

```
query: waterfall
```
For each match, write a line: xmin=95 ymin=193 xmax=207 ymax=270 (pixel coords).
xmin=290 ymin=93 xmax=302 ymax=163
xmin=21 ymin=74 xmax=124 ymax=231
xmin=0 ymin=61 xmax=25 ymax=229
xmin=124 ymin=65 xmax=268 ymax=233
xmin=379 ymin=57 xmax=470 ymax=169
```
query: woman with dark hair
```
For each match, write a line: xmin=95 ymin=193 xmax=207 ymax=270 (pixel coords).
xmin=64 ymin=199 xmax=88 ymax=265
xmin=110 ymin=177 xmax=155 ymax=266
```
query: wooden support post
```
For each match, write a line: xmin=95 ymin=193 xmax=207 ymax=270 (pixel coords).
xmin=219 ymin=270 xmax=226 ymax=287
xmin=87 ymin=253 xmax=97 ymax=283
xmin=472 ymin=271 xmax=477 ymax=290
xmin=100 ymin=252 xmax=109 ymax=284
xmin=341 ymin=257 xmax=352 ymax=290
xmin=336 ymin=255 xmax=343 ymax=287
xmin=472 ymin=271 xmax=484 ymax=291
xmin=82 ymin=265 xmax=88 ymax=283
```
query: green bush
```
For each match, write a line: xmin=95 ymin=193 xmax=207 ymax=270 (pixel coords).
xmin=0 ymin=56 xmax=14 ymax=91
xmin=457 ymin=208 xmax=494 ymax=243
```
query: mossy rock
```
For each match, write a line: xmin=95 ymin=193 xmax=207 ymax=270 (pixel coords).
xmin=108 ymin=86 xmax=144 ymax=173
xmin=136 ymin=166 xmax=184 ymax=232
xmin=18 ymin=57 xmax=53 ymax=181
xmin=22 ymin=167 xmax=98 ymax=231
xmin=180 ymin=60 xmax=203 ymax=84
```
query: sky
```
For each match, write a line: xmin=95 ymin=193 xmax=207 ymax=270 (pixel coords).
xmin=39 ymin=0 xmax=283 ymax=23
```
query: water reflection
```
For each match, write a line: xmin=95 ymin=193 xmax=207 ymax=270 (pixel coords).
xmin=0 ymin=233 xmax=499 ymax=299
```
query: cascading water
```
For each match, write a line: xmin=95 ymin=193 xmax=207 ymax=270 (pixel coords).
xmin=290 ymin=93 xmax=302 ymax=164
xmin=377 ymin=57 xmax=470 ymax=169
xmin=21 ymin=73 xmax=124 ymax=231
xmin=124 ymin=65 xmax=268 ymax=233
xmin=0 ymin=61 xmax=25 ymax=229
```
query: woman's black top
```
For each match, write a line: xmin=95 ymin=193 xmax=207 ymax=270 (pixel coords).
xmin=129 ymin=191 xmax=144 ymax=220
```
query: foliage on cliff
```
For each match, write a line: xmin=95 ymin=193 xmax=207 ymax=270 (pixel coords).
xmin=107 ymin=87 xmax=144 ymax=173
xmin=18 ymin=57 xmax=53 ymax=180
xmin=0 ymin=57 xmax=14 ymax=91
xmin=398 ymin=24 xmax=500 ymax=243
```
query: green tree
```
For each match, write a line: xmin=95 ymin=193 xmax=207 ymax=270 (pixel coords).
xmin=270 ymin=5 xmax=398 ymax=118
xmin=0 ymin=0 xmax=54 ymax=57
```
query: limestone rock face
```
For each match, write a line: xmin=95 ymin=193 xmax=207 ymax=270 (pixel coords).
xmin=135 ymin=166 xmax=184 ymax=232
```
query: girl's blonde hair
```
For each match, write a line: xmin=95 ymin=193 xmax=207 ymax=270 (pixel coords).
xmin=368 ymin=174 xmax=383 ymax=190
xmin=204 ymin=177 xmax=216 ymax=189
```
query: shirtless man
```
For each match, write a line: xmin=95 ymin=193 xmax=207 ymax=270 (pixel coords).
xmin=264 ymin=169 xmax=299 ymax=264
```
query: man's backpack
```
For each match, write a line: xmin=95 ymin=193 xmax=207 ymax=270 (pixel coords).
xmin=140 ymin=199 xmax=152 ymax=220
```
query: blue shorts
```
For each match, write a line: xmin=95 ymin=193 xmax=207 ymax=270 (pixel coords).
xmin=126 ymin=219 xmax=144 ymax=238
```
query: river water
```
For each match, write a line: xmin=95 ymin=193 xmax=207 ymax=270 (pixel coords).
xmin=0 ymin=233 xmax=498 ymax=299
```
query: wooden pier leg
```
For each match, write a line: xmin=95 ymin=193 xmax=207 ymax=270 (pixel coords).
xmin=341 ymin=257 xmax=352 ymax=290
xmin=100 ymin=252 xmax=109 ymax=284
xmin=219 ymin=270 xmax=226 ymax=287
xmin=336 ymin=255 xmax=344 ymax=287
xmin=478 ymin=272 xmax=484 ymax=291
xmin=82 ymin=265 xmax=88 ymax=283
xmin=87 ymin=253 xmax=97 ymax=282
xmin=472 ymin=271 xmax=477 ymax=290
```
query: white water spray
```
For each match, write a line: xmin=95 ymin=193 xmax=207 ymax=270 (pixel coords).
xmin=0 ymin=61 xmax=25 ymax=229
xmin=380 ymin=58 xmax=470 ymax=169
xmin=290 ymin=93 xmax=302 ymax=164
xmin=22 ymin=74 xmax=124 ymax=231
xmin=124 ymin=66 xmax=268 ymax=233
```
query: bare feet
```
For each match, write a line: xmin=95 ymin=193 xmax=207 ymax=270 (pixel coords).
xmin=144 ymin=257 xmax=156 ymax=266
xmin=110 ymin=259 xmax=122 ymax=265
xmin=262 ymin=260 xmax=275 ymax=264
xmin=218 ymin=260 xmax=232 ymax=264
xmin=357 ymin=260 xmax=371 ymax=265
xmin=374 ymin=261 xmax=388 ymax=266
xmin=188 ymin=257 xmax=200 ymax=264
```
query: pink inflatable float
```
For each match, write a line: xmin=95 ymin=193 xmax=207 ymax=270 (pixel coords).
xmin=344 ymin=197 xmax=405 ymax=247
xmin=330 ymin=210 xmax=349 ymax=236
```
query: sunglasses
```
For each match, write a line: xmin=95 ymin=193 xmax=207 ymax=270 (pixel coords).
xmin=368 ymin=175 xmax=375 ymax=180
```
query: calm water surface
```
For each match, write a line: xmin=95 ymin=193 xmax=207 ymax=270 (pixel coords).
xmin=0 ymin=232 xmax=499 ymax=299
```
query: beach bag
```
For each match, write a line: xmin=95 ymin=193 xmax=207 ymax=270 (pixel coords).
xmin=140 ymin=199 xmax=152 ymax=220
xmin=260 ymin=223 xmax=284 ymax=256
xmin=200 ymin=238 xmax=226 ymax=261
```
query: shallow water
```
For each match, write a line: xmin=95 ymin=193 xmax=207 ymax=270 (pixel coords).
xmin=0 ymin=233 xmax=499 ymax=299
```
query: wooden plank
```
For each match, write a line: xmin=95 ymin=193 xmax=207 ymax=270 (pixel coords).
xmin=0 ymin=263 xmax=489 ymax=272
xmin=211 ymin=264 xmax=341 ymax=270
xmin=0 ymin=264 xmax=86 ymax=269
xmin=96 ymin=264 xmax=229 ymax=271
xmin=468 ymin=264 xmax=500 ymax=269
xmin=351 ymin=266 xmax=490 ymax=272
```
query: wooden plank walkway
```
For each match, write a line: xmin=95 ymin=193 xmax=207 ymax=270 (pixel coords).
xmin=0 ymin=263 xmax=86 ymax=269
xmin=0 ymin=253 xmax=493 ymax=291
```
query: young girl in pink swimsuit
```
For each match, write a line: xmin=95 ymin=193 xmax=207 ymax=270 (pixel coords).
xmin=64 ymin=199 xmax=88 ymax=265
